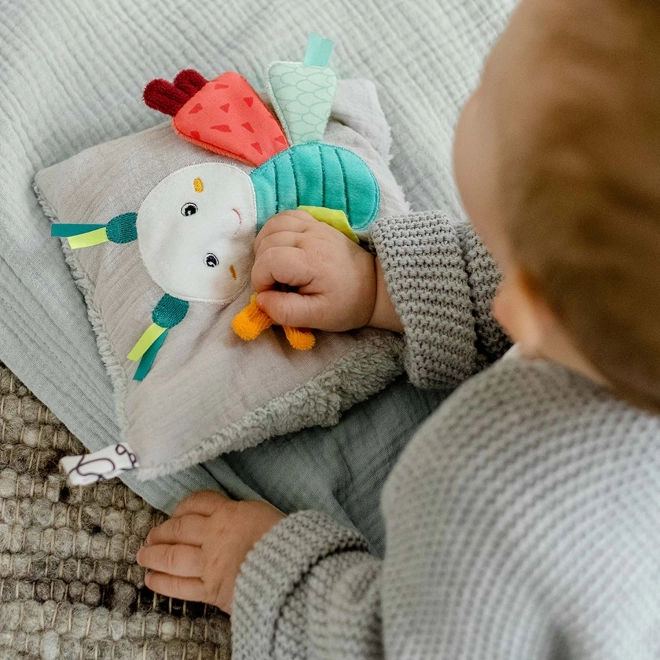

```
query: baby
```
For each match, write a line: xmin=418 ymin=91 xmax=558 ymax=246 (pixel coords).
xmin=136 ymin=0 xmax=660 ymax=657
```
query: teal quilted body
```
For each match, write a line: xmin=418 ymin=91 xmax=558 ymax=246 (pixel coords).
xmin=249 ymin=142 xmax=380 ymax=233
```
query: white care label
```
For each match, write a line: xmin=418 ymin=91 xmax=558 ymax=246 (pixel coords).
xmin=59 ymin=442 xmax=139 ymax=486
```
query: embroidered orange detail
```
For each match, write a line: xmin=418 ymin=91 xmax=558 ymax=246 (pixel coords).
xmin=283 ymin=326 xmax=316 ymax=350
xmin=232 ymin=293 xmax=273 ymax=340
xmin=232 ymin=294 xmax=316 ymax=350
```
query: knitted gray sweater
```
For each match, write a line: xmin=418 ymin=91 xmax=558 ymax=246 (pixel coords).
xmin=232 ymin=211 xmax=660 ymax=660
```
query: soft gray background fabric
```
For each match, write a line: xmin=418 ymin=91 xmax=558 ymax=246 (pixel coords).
xmin=0 ymin=0 xmax=516 ymax=534
xmin=34 ymin=81 xmax=408 ymax=479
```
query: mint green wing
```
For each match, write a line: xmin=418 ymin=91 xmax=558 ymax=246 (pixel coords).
xmin=267 ymin=33 xmax=337 ymax=146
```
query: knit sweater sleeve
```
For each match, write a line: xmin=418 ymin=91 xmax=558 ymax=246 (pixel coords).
xmin=232 ymin=356 xmax=660 ymax=660
xmin=369 ymin=211 xmax=511 ymax=389
xmin=231 ymin=511 xmax=383 ymax=660
xmin=231 ymin=500 xmax=552 ymax=660
xmin=230 ymin=363 xmax=564 ymax=660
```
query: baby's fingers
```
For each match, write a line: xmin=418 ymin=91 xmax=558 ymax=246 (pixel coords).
xmin=251 ymin=246 xmax=313 ymax=291
xmin=143 ymin=571 xmax=207 ymax=604
xmin=145 ymin=513 xmax=208 ymax=547
xmin=254 ymin=231 xmax=304 ymax=259
xmin=254 ymin=210 xmax=316 ymax=254
xmin=137 ymin=543 xmax=205 ymax=578
xmin=256 ymin=291 xmax=327 ymax=329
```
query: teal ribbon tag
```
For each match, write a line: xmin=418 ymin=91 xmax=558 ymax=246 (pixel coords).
xmin=303 ymin=33 xmax=335 ymax=67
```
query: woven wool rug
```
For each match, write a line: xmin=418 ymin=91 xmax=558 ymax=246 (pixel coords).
xmin=0 ymin=361 xmax=232 ymax=659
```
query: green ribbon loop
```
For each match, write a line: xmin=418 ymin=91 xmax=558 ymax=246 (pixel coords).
xmin=127 ymin=323 xmax=167 ymax=362
xmin=134 ymin=330 xmax=169 ymax=381
xmin=303 ymin=33 xmax=335 ymax=67
xmin=68 ymin=228 xmax=109 ymax=249
xmin=51 ymin=224 xmax=106 ymax=237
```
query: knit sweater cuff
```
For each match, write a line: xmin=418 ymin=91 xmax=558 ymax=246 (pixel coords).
xmin=232 ymin=510 xmax=369 ymax=660
xmin=456 ymin=223 xmax=510 ymax=363
xmin=370 ymin=211 xmax=480 ymax=390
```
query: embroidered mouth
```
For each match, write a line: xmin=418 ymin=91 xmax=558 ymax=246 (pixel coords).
xmin=232 ymin=208 xmax=243 ymax=236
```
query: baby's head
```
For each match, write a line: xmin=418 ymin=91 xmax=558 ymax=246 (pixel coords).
xmin=454 ymin=0 xmax=660 ymax=411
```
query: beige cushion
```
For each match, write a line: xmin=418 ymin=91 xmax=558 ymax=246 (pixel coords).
xmin=34 ymin=80 xmax=407 ymax=481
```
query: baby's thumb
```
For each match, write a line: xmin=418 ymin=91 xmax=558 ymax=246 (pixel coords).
xmin=256 ymin=290 xmax=324 ymax=329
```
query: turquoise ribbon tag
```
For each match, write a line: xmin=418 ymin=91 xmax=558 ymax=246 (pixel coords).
xmin=303 ymin=33 xmax=335 ymax=67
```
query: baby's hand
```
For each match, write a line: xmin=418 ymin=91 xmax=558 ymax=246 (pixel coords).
xmin=135 ymin=490 xmax=285 ymax=614
xmin=252 ymin=210 xmax=403 ymax=332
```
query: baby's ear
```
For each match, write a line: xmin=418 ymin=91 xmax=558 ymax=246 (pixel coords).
xmin=492 ymin=267 xmax=548 ymax=353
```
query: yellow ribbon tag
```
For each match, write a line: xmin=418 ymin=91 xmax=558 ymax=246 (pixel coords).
xmin=67 ymin=227 xmax=109 ymax=249
xmin=127 ymin=323 xmax=167 ymax=362
xmin=298 ymin=206 xmax=359 ymax=244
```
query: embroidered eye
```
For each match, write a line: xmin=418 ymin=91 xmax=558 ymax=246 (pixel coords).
xmin=181 ymin=203 xmax=198 ymax=216
xmin=205 ymin=253 xmax=219 ymax=268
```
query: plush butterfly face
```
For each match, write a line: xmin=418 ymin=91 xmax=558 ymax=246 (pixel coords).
xmin=137 ymin=163 xmax=257 ymax=303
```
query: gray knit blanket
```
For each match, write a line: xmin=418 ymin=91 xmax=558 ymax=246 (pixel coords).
xmin=0 ymin=360 xmax=231 ymax=659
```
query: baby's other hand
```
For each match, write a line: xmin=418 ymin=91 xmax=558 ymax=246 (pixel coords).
xmin=136 ymin=490 xmax=285 ymax=614
xmin=251 ymin=210 xmax=378 ymax=332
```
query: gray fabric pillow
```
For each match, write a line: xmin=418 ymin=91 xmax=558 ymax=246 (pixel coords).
xmin=33 ymin=80 xmax=407 ymax=482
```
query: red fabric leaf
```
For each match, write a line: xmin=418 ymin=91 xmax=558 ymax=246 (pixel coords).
xmin=172 ymin=71 xmax=289 ymax=166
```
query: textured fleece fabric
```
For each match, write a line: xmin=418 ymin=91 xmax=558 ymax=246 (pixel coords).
xmin=231 ymin=211 xmax=660 ymax=660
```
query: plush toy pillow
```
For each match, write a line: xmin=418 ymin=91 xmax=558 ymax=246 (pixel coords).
xmin=34 ymin=35 xmax=408 ymax=486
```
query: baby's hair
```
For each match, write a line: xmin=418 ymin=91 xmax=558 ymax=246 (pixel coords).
xmin=500 ymin=0 xmax=660 ymax=411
